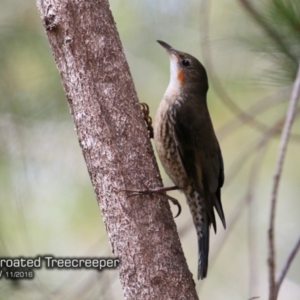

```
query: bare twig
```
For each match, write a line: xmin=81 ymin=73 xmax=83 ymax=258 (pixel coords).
xmin=225 ymin=107 xmax=300 ymax=188
xmin=217 ymin=89 xmax=291 ymax=140
xmin=276 ymin=235 xmax=300 ymax=294
xmin=207 ymin=108 xmax=300 ymax=294
xmin=268 ymin=63 xmax=300 ymax=300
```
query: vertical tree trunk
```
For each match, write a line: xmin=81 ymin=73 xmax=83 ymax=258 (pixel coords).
xmin=36 ymin=0 xmax=199 ymax=299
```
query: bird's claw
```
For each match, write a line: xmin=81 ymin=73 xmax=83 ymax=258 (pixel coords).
xmin=137 ymin=102 xmax=154 ymax=139
xmin=120 ymin=188 xmax=181 ymax=218
xmin=166 ymin=195 xmax=181 ymax=218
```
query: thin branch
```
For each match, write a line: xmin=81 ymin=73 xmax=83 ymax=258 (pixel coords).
xmin=218 ymin=89 xmax=293 ymax=141
xmin=207 ymin=106 xmax=300 ymax=290
xmin=276 ymin=235 xmax=300 ymax=293
xmin=268 ymin=63 xmax=300 ymax=300
xmin=225 ymin=107 xmax=300 ymax=188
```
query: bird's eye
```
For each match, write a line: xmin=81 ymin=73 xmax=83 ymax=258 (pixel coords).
xmin=182 ymin=59 xmax=190 ymax=67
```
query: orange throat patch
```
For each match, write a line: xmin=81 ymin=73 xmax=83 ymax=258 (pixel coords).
xmin=177 ymin=70 xmax=184 ymax=83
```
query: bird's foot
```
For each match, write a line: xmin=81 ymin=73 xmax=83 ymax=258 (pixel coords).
xmin=137 ymin=102 xmax=154 ymax=139
xmin=122 ymin=185 xmax=181 ymax=218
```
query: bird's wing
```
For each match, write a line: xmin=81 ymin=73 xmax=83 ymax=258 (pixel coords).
xmin=173 ymin=98 xmax=226 ymax=229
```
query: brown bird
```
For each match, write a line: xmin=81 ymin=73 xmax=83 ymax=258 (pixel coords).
xmin=154 ymin=41 xmax=226 ymax=279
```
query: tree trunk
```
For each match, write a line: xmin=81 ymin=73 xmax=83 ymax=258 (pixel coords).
xmin=36 ymin=0 xmax=198 ymax=299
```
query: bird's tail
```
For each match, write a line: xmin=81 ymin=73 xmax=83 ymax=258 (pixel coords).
xmin=186 ymin=191 xmax=211 ymax=280
xmin=197 ymin=211 xmax=209 ymax=280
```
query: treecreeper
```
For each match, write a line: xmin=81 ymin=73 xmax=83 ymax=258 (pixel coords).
xmin=134 ymin=41 xmax=226 ymax=280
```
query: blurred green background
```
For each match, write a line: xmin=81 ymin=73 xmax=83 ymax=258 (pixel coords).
xmin=0 ymin=0 xmax=299 ymax=299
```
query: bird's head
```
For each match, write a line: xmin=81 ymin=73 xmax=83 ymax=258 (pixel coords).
xmin=157 ymin=40 xmax=208 ymax=93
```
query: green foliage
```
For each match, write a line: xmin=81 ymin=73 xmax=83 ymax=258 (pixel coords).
xmin=253 ymin=0 xmax=300 ymax=84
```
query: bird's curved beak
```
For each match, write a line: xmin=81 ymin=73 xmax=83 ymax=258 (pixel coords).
xmin=157 ymin=40 xmax=177 ymax=58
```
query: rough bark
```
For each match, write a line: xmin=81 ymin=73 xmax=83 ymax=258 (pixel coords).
xmin=36 ymin=0 xmax=199 ymax=299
